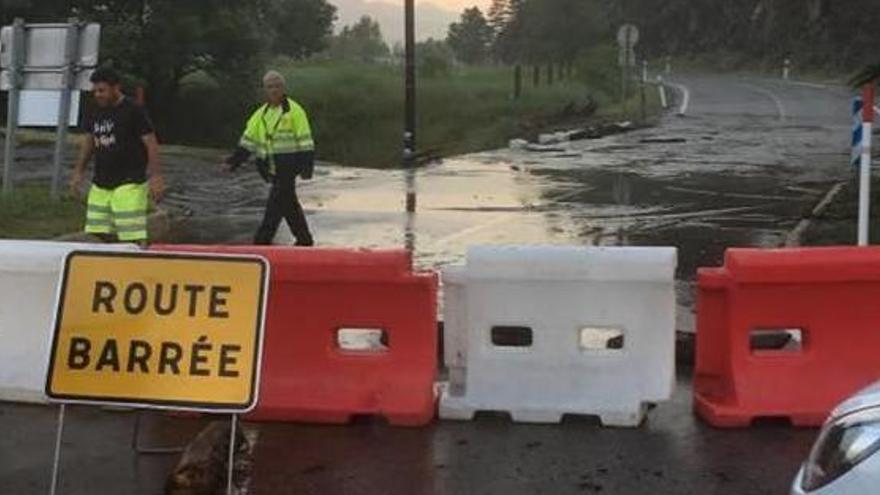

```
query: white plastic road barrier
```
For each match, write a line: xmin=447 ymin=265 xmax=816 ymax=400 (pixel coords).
xmin=0 ymin=241 xmax=139 ymax=404
xmin=440 ymin=245 xmax=678 ymax=426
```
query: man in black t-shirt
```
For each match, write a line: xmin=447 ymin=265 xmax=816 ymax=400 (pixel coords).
xmin=70 ymin=67 xmax=165 ymax=244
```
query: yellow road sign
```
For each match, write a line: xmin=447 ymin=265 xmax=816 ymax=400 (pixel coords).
xmin=45 ymin=251 xmax=268 ymax=412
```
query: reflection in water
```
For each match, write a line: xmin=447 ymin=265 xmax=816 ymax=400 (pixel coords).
xmin=405 ymin=167 xmax=418 ymax=253
xmin=152 ymin=98 xmax=841 ymax=293
xmin=612 ymin=173 xmax=633 ymax=246
xmin=406 ymin=211 xmax=417 ymax=254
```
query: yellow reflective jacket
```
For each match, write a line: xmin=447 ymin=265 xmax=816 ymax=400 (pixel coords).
xmin=236 ymin=97 xmax=315 ymax=177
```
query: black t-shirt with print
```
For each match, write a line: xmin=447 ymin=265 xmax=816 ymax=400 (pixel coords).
xmin=85 ymin=97 xmax=154 ymax=189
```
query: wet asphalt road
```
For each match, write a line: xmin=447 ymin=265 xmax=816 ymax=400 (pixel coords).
xmin=251 ymin=373 xmax=815 ymax=495
xmin=0 ymin=73 xmax=855 ymax=494
xmin=162 ymin=74 xmax=852 ymax=331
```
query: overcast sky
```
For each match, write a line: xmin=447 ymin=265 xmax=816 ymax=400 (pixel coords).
xmin=432 ymin=0 xmax=490 ymax=11
xmin=333 ymin=0 xmax=493 ymax=43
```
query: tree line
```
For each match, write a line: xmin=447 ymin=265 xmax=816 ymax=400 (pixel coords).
xmin=445 ymin=0 xmax=880 ymax=74
xmin=3 ymin=0 xmax=879 ymax=146
xmin=0 ymin=0 xmax=340 ymax=145
xmin=446 ymin=0 xmax=606 ymax=70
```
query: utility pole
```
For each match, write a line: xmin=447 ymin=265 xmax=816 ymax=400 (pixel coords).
xmin=403 ymin=0 xmax=416 ymax=214
xmin=513 ymin=65 xmax=522 ymax=99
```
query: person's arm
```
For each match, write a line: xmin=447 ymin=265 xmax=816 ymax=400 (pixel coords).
xmin=226 ymin=146 xmax=253 ymax=171
xmin=226 ymin=109 xmax=260 ymax=171
xmin=132 ymin=105 xmax=164 ymax=202
xmin=142 ymin=133 xmax=165 ymax=202
xmin=69 ymin=134 xmax=94 ymax=197
xmin=292 ymin=104 xmax=315 ymax=180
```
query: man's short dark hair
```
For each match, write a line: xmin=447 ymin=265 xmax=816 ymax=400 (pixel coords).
xmin=90 ymin=67 xmax=122 ymax=86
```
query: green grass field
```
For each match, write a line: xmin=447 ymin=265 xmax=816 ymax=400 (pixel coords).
xmin=278 ymin=62 xmax=614 ymax=167
xmin=0 ymin=184 xmax=84 ymax=239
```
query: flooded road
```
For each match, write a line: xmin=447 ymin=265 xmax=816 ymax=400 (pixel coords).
xmin=158 ymin=76 xmax=849 ymax=280
xmin=155 ymin=74 xmax=851 ymax=333
xmin=0 ymin=74 xmax=855 ymax=494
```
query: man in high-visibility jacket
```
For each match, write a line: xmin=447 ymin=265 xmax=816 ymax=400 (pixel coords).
xmin=226 ymin=70 xmax=315 ymax=246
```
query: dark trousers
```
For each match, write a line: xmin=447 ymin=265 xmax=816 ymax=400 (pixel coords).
xmin=254 ymin=166 xmax=314 ymax=246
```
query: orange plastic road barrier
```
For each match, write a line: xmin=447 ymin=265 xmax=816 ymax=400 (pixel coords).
xmin=695 ymin=247 xmax=880 ymax=427
xmin=151 ymin=245 xmax=438 ymax=426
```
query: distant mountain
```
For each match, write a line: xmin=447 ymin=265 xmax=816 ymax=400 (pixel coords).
xmin=331 ymin=0 xmax=460 ymax=44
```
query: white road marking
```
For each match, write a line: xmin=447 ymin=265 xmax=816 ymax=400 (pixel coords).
xmin=668 ymin=83 xmax=691 ymax=116
xmin=742 ymin=83 xmax=787 ymax=121
xmin=787 ymin=80 xmax=832 ymax=90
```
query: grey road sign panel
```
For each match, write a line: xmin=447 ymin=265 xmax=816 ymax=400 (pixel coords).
xmin=1 ymin=23 xmax=100 ymax=69
xmin=0 ymin=68 xmax=94 ymax=91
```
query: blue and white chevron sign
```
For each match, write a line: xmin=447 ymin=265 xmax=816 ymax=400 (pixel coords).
xmin=853 ymin=96 xmax=864 ymax=167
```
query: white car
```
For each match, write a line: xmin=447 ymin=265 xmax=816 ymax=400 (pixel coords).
xmin=792 ymin=381 xmax=880 ymax=494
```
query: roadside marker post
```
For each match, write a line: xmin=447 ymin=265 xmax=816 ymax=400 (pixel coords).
xmin=657 ymin=76 xmax=668 ymax=109
xmin=853 ymin=96 xmax=864 ymax=168
xmin=616 ymin=24 xmax=639 ymax=112
xmin=858 ymin=83 xmax=875 ymax=246
xmin=44 ymin=251 xmax=269 ymax=495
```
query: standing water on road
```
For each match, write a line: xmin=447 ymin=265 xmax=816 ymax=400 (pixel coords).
xmin=149 ymin=75 xmax=851 ymax=334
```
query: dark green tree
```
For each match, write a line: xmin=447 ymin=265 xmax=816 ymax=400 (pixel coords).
xmin=1 ymin=0 xmax=69 ymax=24
xmin=417 ymin=38 xmax=454 ymax=77
xmin=328 ymin=16 xmax=389 ymax=64
xmin=486 ymin=0 xmax=510 ymax=36
xmin=269 ymin=0 xmax=337 ymax=59
xmin=59 ymin=0 xmax=276 ymax=144
xmin=446 ymin=7 xmax=494 ymax=65
xmin=493 ymin=0 xmax=606 ymax=67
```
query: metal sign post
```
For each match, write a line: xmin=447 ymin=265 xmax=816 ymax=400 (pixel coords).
xmin=49 ymin=404 xmax=66 ymax=495
xmin=50 ymin=22 xmax=80 ymax=197
xmin=1 ymin=20 xmax=100 ymax=195
xmin=44 ymin=251 xmax=268 ymax=495
xmin=2 ymin=18 xmax=24 ymax=194
xmin=50 ymin=408 xmax=241 ymax=495
xmin=226 ymin=414 xmax=239 ymax=495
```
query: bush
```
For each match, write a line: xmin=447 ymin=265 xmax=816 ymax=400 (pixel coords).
xmin=575 ymin=45 xmax=620 ymax=100
xmin=418 ymin=40 xmax=455 ymax=78
xmin=151 ymin=71 xmax=256 ymax=148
